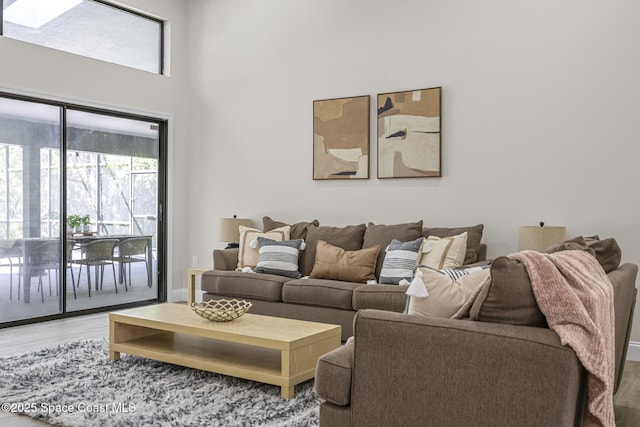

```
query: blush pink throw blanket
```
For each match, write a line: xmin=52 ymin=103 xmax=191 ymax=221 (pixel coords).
xmin=511 ymin=250 xmax=615 ymax=427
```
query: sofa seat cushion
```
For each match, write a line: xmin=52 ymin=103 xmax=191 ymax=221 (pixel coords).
xmin=282 ymin=279 xmax=361 ymax=310
xmin=315 ymin=337 xmax=354 ymax=406
xmin=352 ymin=284 xmax=408 ymax=312
xmin=201 ymin=270 xmax=289 ymax=302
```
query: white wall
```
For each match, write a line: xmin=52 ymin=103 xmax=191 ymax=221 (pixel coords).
xmin=0 ymin=0 xmax=189 ymax=299
xmin=185 ymin=0 xmax=640 ymax=340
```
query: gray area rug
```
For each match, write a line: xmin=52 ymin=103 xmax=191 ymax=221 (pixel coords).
xmin=0 ymin=338 xmax=319 ymax=426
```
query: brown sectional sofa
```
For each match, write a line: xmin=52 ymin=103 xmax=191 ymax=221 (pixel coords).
xmin=314 ymin=238 xmax=638 ymax=426
xmin=201 ymin=219 xmax=486 ymax=341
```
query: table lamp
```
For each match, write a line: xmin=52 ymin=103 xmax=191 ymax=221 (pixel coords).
xmin=518 ymin=222 xmax=566 ymax=252
xmin=219 ymin=216 xmax=252 ymax=249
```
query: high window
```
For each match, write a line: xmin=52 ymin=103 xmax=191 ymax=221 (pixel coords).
xmin=1 ymin=0 xmax=164 ymax=74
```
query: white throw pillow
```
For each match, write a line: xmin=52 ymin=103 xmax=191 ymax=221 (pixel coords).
xmin=418 ymin=231 xmax=468 ymax=269
xmin=408 ymin=266 xmax=490 ymax=318
xmin=237 ymin=225 xmax=290 ymax=270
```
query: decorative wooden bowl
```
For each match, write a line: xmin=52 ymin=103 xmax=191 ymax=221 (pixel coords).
xmin=191 ymin=299 xmax=253 ymax=322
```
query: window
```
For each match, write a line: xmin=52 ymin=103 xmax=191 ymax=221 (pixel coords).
xmin=1 ymin=0 xmax=163 ymax=74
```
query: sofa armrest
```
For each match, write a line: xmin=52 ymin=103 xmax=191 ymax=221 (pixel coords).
xmin=608 ymin=263 xmax=638 ymax=393
xmin=477 ymin=243 xmax=487 ymax=261
xmin=212 ymin=248 xmax=239 ymax=271
xmin=350 ymin=309 xmax=586 ymax=427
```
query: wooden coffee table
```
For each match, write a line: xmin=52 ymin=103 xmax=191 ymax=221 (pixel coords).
xmin=109 ymin=303 xmax=341 ymax=398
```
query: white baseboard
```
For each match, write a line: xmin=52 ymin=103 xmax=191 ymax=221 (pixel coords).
xmin=627 ymin=341 xmax=640 ymax=362
xmin=169 ymin=288 xmax=187 ymax=303
xmin=168 ymin=288 xmax=204 ymax=303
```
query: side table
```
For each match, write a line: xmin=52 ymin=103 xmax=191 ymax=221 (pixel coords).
xmin=187 ymin=267 xmax=212 ymax=305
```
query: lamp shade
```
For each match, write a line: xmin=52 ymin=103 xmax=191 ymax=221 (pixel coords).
xmin=218 ymin=217 xmax=252 ymax=243
xmin=518 ymin=225 xmax=566 ymax=252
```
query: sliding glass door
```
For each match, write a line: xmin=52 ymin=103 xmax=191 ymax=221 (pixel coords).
xmin=0 ymin=96 xmax=62 ymax=321
xmin=0 ymin=94 xmax=165 ymax=326
xmin=65 ymin=109 xmax=160 ymax=312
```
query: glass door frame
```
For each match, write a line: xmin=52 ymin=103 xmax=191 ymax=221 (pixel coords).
xmin=0 ymin=91 xmax=167 ymax=328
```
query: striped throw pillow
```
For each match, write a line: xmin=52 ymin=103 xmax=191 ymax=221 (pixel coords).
xmin=379 ymin=237 xmax=424 ymax=284
xmin=253 ymin=237 xmax=303 ymax=278
xmin=407 ymin=266 xmax=491 ymax=318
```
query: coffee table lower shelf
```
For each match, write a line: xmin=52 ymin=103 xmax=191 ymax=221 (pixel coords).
xmin=109 ymin=305 xmax=341 ymax=399
xmin=111 ymin=332 xmax=288 ymax=387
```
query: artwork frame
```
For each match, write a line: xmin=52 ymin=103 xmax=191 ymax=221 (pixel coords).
xmin=313 ymin=95 xmax=370 ymax=180
xmin=377 ymin=87 xmax=442 ymax=178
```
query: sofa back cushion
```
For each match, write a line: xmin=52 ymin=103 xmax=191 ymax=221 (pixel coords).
xmin=584 ymin=236 xmax=622 ymax=273
xmin=262 ymin=216 xmax=320 ymax=240
xmin=309 ymin=240 xmax=379 ymax=283
xmin=469 ymin=256 xmax=547 ymax=327
xmin=362 ymin=221 xmax=423 ymax=279
xmin=301 ymin=224 xmax=367 ymax=276
xmin=545 ymin=235 xmax=622 ymax=273
xmin=422 ymin=224 xmax=484 ymax=265
xmin=544 ymin=236 xmax=595 ymax=255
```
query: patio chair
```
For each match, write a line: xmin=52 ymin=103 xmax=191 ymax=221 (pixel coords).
xmin=29 ymin=240 xmax=61 ymax=303
xmin=66 ymin=239 xmax=77 ymax=299
xmin=74 ymin=239 xmax=119 ymax=297
xmin=0 ymin=240 xmax=22 ymax=301
xmin=115 ymin=237 xmax=150 ymax=290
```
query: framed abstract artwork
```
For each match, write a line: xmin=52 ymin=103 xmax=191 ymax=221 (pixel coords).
xmin=313 ymin=95 xmax=370 ymax=180
xmin=377 ymin=87 xmax=441 ymax=178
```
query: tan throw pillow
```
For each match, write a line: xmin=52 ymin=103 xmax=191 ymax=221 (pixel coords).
xmin=237 ymin=225 xmax=290 ymax=270
xmin=408 ymin=267 xmax=490 ymax=318
xmin=309 ymin=240 xmax=380 ymax=283
xmin=301 ymin=224 xmax=367 ymax=277
xmin=418 ymin=232 xmax=467 ymax=269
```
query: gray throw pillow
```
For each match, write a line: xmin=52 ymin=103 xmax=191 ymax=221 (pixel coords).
xmin=253 ymin=237 xmax=303 ymax=279
xmin=379 ymin=237 xmax=424 ymax=284
xmin=362 ymin=221 xmax=424 ymax=279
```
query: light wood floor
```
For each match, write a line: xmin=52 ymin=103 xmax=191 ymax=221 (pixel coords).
xmin=1 ymin=312 xmax=640 ymax=426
